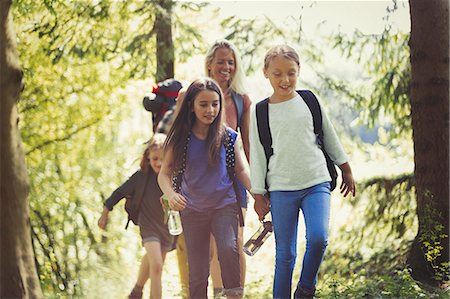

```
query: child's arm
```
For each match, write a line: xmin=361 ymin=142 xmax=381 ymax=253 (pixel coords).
xmin=249 ymin=107 xmax=269 ymax=195
xmin=240 ymin=94 xmax=252 ymax=161
xmin=235 ymin=140 xmax=270 ymax=220
xmin=158 ymin=146 xmax=187 ymax=211
xmin=249 ymin=107 xmax=271 ymax=220
xmin=338 ymin=162 xmax=356 ymax=197
xmin=319 ymin=100 xmax=356 ymax=197
xmin=98 ymin=206 xmax=110 ymax=230
xmin=321 ymin=104 xmax=348 ymax=166
xmin=234 ymin=141 xmax=251 ymax=192
xmin=98 ymin=173 xmax=138 ymax=230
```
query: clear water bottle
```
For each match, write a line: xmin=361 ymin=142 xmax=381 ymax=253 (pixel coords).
xmin=243 ymin=220 xmax=273 ymax=256
xmin=167 ymin=209 xmax=183 ymax=236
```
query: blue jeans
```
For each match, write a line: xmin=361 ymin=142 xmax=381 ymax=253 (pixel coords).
xmin=270 ymin=182 xmax=331 ymax=299
xmin=181 ymin=204 xmax=242 ymax=299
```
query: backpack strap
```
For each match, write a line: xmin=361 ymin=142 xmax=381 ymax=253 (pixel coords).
xmin=255 ymin=98 xmax=272 ymax=190
xmin=255 ymin=98 xmax=272 ymax=162
xmin=172 ymin=134 xmax=190 ymax=193
xmin=297 ymin=90 xmax=323 ymax=141
xmin=297 ymin=90 xmax=338 ymax=190
xmin=224 ymin=129 xmax=245 ymax=227
xmin=230 ymin=90 xmax=244 ymax=130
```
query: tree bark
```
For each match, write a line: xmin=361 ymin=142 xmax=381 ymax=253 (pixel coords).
xmin=155 ymin=0 xmax=175 ymax=81
xmin=0 ymin=1 xmax=43 ymax=297
xmin=408 ymin=0 xmax=449 ymax=286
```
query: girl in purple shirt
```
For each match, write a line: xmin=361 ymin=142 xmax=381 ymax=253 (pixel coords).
xmin=158 ymin=77 xmax=251 ymax=299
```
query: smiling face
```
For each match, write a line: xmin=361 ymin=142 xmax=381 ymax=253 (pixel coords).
xmin=148 ymin=148 xmax=163 ymax=174
xmin=192 ymin=90 xmax=220 ymax=127
xmin=207 ymin=47 xmax=236 ymax=87
xmin=264 ymin=55 xmax=300 ymax=101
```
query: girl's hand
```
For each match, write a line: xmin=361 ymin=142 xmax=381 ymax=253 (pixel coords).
xmin=98 ymin=206 xmax=110 ymax=230
xmin=98 ymin=215 xmax=108 ymax=230
xmin=338 ymin=162 xmax=356 ymax=197
xmin=253 ymin=193 xmax=270 ymax=221
xmin=160 ymin=196 xmax=168 ymax=212
xmin=340 ymin=172 xmax=356 ymax=197
xmin=168 ymin=193 xmax=187 ymax=211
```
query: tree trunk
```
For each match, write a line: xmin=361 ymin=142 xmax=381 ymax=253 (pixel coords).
xmin=155 ymin=0 xmax=175 ymax=81
xmin=0 ymin=1 xmax=43 ymax=297
xmin=408 ymin=0 xmax=449 ymax=287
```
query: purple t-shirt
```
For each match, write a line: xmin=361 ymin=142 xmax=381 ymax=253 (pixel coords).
xmin=181 ymin=129 xmax=238 ymax=212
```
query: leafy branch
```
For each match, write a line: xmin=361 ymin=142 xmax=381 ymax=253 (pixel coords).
xmin=26 ymin=117 xmax=101 ymax=155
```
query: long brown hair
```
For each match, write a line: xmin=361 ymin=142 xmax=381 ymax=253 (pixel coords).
xmin=164 ymin=77 xmax=226 ymax=171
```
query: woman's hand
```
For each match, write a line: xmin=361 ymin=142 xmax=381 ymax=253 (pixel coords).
xmin=168 ymin=193 xmax=187 ymax=211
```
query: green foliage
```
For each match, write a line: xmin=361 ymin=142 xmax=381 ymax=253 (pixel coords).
xmin=317 ymin=26 xmax=411 ymax=139
xmin=321 ymin=268 xmax=449 ymax=298
xmin=418 ymin=202 xmax=450 ymax=282
xmin=321 ymin=173 xmax=416 ymax=276
xmin=173 ymin=2 xmax=208 ymax=62
xmin=221 ymin=15 xmax=286 ymax=73
xmin=300 ymin=2 xmax=412 ymax=141
xmin=13 ymin=0 xmax=155 ymax=296
xmin=314 ymin=174 xmax=449 ymax=298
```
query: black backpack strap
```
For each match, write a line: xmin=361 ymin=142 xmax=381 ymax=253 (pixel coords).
xmin=297 ymin=90 xmax=338 ymax=190
xmin=171 ymin=134 xmax=190 ymax=192
xmin=230 ymin=90 xmax=244 ymax=130
xmin=224 ymin=130 xmax=245 ymax=227
xmin=255 ymin=98 xmax=272 ymax=190
xmin=297 ymin=90 xmax=323 ymax=139
xmin=255 ymin=98 xmax=273 ymax=162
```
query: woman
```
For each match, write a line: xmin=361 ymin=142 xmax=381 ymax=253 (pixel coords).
xmin=205 ymin=39 xmax=252 ymax=296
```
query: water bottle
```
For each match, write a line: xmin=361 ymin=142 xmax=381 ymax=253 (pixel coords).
xmin=243 ymin=220 xmax=273 ymax=256
xmin=167 ymin=209 xmax=183 ymax=236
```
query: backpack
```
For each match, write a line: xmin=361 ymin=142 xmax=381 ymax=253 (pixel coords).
xmin=124 ymin=171 xmax=150 ymax=229
xmin=171 ymin=129 xmax=245 ymax=226
xmin=255 ymin=90 xmax=338 ymax=191
xmin=230 ymin=90 xmax=244 ymax=130
xmin=124 ymin=195 xmax=137 ymax=229
xmin=143 ymin=78 xmax=183 ymax=131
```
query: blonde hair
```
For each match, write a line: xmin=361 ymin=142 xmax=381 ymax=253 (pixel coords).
xmin=264 ymin=44 xmax=300 ymax=70
xmin=205 ymin=39 xmax=247 ymax=94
